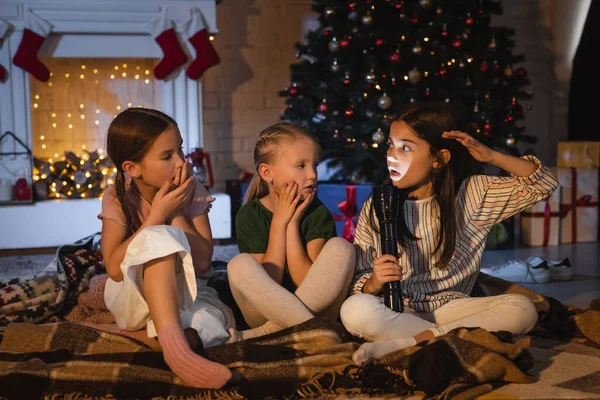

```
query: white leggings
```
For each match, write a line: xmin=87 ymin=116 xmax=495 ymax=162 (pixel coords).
xmin=340 ymin=293 xmax=538 ymax=341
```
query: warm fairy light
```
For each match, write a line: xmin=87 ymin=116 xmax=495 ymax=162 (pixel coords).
xmin=68 ymin=124 xmax=73 ymax=129
xmin=33 ymin=103 xmax=38 ymax=108
xmin=102 ymin=169 xmax=107 ymax=175
xmin=40 ymin=135 xmax=45 ymax=140
xmin=55 ymin=193 xmax=60 ymax=198
xmin=112 ymin=168 xmax=117 ymax=173
xmin=81 ymin=115 xmax=85 ymax=119
xmin=42 ymin=144 xmax=47 ymax=149
xmin=95 ymin=120 xmax=100 ymax=125
xmin=62 ymin=181 xmax=67 ymax=185
xmin=80 ymin=74 xmax=85 ymax=79
xmin=52 ymin=113 xmax=56 ymax=118
xmin=33 ymin=176 xmax=39 ymax=181
xmin=116 ymin=105 xmax=121 ymax=110
xmin=375 ymin=84 xmax=381 ymax=90
xmin=144 ymin=79 xmax=150 ymax=84
xmin=67 ymin=113 xmax=72 ymax=118
xmin=110 ymin=74 xmax=115 ymax=79
xmin=80 ymin=104 xmax=84 ymax=109
xmin=209 ymin=36 xmax=215 ymax=41
xmin=41 ymin=174 xmax=47 ymax=179
xmin=87 ymin=184 xmax=92 ymax=189
xmin=372 ymin=143 xmax=379 ymax=148
xmin=52 ymin=123 xmax=57 ymax=128
xmin=404 ymin=75 xmax=409 ymax=80
xmin=467 ymin=57 xmax=473 ymax=62
xmin=81 ymin=193 xmax=86 ymax=198
xmin=86 ymin=172 xmax=91 ymax=178
xmin=123 ymin=64 xmax=127 ymax=68
xmin=48 ymin=82 xmax=53 ymax=87
xmin=424 ymin=37 xmax=429 ymax=42
xmin=54 ymin=153 xmax=59 ymax=158
xmin=122 ymin=72 xmax=127 ymax=77
xmin=81 ymin=65 xmax=86 ymax=70
xmin=114 ymin=66 xmax=119 ymax=70
xmin=65 ymin=73 xmax=70 ymax=78
xmin=80 ymin=160 xmax=84 ymax=165
xmin=98 ymin=149 xmax=104 ymax=154
xmin=93 ymin=69 xmax=98 ymax=74
xmin=35 ymin=94 xmax=40 ymax=99
xmin=82 ymin=145 xmax=87 ymax=150
xmin=95 ymin=109 xmax=100 ymax=114
xmin=76 ymin=184 xmax=81 ymax=189
xmin=127 ymin=102 xmax=132 ymax=107
xmin=145 ymin=70 xmax=150 ymax=75
xmin=136 ymin=66 xmax=140 ymax=70
xmin=135 ymin=75 xmax=140 ymax=79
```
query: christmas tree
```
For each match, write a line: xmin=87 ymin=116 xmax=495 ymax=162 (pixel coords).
xmin=279 ymin=0 xmax=534 ymax=184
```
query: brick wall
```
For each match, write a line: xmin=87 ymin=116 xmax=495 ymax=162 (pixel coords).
xmin=204 ymin=0 xmax=570 ymax=192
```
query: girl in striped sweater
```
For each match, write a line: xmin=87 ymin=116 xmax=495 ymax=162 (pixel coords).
xmin=340 ymin=103 xmax=559 ymax=364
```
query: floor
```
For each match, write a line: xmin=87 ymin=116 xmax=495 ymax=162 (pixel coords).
xmin=0 ymin=242 xmax=598 ymax=309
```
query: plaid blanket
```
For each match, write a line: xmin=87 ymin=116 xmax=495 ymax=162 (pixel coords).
xmin=1 ymin=236 xmax=599 ymax=399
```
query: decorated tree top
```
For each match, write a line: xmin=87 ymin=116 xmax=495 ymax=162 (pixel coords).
xmin=279 ymin=0 xmax=534 ymax=183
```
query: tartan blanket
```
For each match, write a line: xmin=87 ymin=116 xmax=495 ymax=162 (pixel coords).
xmin=0 ymin=236 xmax=599 ymax=399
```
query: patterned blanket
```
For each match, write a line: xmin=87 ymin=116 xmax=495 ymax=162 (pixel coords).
xmin=1 ymin=235 xmax=599 ymax=399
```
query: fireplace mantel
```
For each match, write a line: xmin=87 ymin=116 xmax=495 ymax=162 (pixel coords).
xmin=0 ymin=0 xmax=218 ymax=153
xmin=0 ymin=1 xmax=232 ymax=249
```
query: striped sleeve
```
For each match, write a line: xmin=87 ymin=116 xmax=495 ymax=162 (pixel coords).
xmin=351 ymin=196 xmax=376 ymax=295
xmin=465 ymin=155 xmax=559 ymax=228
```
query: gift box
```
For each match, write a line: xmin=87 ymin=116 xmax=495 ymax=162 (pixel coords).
xmin=552 ymin=167 xmax=598 ymax=243
xmin=521 ymin=185 xmax=562 ymax=247
xmin=557 ymin=141 xmax=600 ymax=168
xmin=317 ymin=184 xmax=373 ymax=241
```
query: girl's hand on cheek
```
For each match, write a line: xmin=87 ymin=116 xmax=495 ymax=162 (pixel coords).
xmin=272 ymin=181 xmax=300 ymax=227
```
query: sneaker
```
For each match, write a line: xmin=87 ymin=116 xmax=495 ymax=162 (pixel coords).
xmin=481 ymin=260 xmax=550 ymax=284
xmin=527 ymin=257 xmax=573 ymax=281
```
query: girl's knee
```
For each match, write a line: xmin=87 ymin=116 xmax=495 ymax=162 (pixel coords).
xmin=340 ymin=294 xmax=383 ymax=337
xmin=323 ymin=237 xmax=355 ymax=268
xmin=504 ymin=294 xmax=539 ymax=335
xmin=226 ymin=253 xmax=257 ymax=281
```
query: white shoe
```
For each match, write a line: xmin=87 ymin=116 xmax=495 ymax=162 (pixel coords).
xmin=527 ymin=257 xmax=573 ymax=281
xmin=481 ymin=260 xmax=550 ymax=284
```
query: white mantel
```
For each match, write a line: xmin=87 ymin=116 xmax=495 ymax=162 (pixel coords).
xmin=0 ymin=1 xmax=232 ymax=249
xmin=0 ymin=0 xmax=218 ymax=152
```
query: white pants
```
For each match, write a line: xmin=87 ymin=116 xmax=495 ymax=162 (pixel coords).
xmin=104 ymin=225 xmax=235 ymax=347
xmin=340 ymin=293 xmax=538 ymax=341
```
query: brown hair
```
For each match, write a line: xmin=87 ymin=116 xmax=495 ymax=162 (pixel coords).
xmin=244 ymin=122 xmax=320 ymax=203
xmin=105 ymin=107 xmax=177 ymax=233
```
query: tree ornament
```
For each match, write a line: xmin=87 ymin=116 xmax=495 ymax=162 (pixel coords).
xmin=458 ymin=60 xmax=465 ymax=68
xmin=412 ymin=17 xmax=419 ymax=24
xmin=515 ymin=67 xmax=527 ymax=78
xmin=425 ymin=88 xmax=431 ymax=96
xmin=365 ymin=69 xmax=376 ymax=83
xmin=331 ymin=59 xmax=340 ymax=72
xmin=437 ymin=6 xmax=443 ymax=14
xmin=504 ymin=65 xmax=513 ymax=77
xmin=318 ymin=100 xmax=328 ymax=113
xmin=466 ymin=15 xmax=474 ymax=25
xmin=480 ymin=61 xmax=489 ymax=72
xmin=378 ymin=94 xmax=392 ymax=109
xmin=345 ymin=107 xmax=355 ymax=117
xmin=473 ymin=100 xmax=479 ymax=112
xmin=366 ymin=109 xmax=375 ymax=118
xmin=441 ymin=23 xmax=448 ymax=36
xmin=489 ymin=37 xmax=497 ymax=49
xmin=323 ymin=27 xmax=333 ymax=36
xmin=419 ymin=0 xmax=432 ymax=9
xmin=506 ymin=136 xmax=516 ymax=146
xmin=362 ymin=13 xmax=373 ymax=25
xmin=325 ymin=7 xmax=335 ymax=17
xmin=372 ymin=128 xmax=386 ymax=144
xmin=328 ymin=38 xmax=340 ymax=52
xmin=408 ymin=67 xmax=421 ymax=83
xmin=340 ymin=38 xmax=350 ymax=48
xmin=412 ymin=42 xmax=422 ymax=54
xmin=348 ymin=2 xmax=357 ymax=11
xmin=390 ymin=51 xmax=400 ymax=63
xmin=453 ymin=39 xmax=462 ymax=48
xmin=289 ymin=87 xmax=298 ymax=96
xmin=375 ymin=38 xmax=384 ymax=46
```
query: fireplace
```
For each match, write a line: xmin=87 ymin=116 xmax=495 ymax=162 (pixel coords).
xmin=0 ymin=0 xmax=231 ymax=249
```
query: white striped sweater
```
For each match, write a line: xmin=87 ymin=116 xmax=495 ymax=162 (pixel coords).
xmin=351 ymin=156 xmax=559 ymax=312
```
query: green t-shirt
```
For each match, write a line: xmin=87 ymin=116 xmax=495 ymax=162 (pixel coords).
xmin=235 ymin=197 xmax=337 ymax=292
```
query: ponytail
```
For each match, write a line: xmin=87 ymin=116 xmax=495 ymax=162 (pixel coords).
xmin=243 ymin=173 xmax=269 ymax=204
xmin=114 ymin=170 xmax=139 ymax=234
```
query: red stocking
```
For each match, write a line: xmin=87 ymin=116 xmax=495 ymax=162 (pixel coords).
xmin=149 ymin=11 xmax=187 ymax=80
xmin=186 ymin=8 xmax=220 ymax=80
xmin=0 ymin=19 xmax=11 ymax=82
xmin=12 ymin=12 xmax=53 ymax=82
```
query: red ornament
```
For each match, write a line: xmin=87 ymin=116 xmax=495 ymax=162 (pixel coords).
xmin=480 ymin=61 xmax=489 ymax=72
xmin=484 ymin=123 xmax=491 ymax=131
xmin=348 ymin=2 xmax=356 ymax=11
xmin=343 ymin=77 xmax=351 ymax=84
xmin=289 ymin=87 xmax=298 ymax=96
xmin=375 ymin=38 xmax=384 ymax=46
xmin=14 ymin=178 xmax=32 ymax=201
xmin=323 ymin=29 xmax=332 ymax=37
xmin=515 ymin=68 xmax=527 ymax=78
xmin=466 ymin=17 xmax=474 ymax=25
xmin=345 ymin=107 xmax=354 ymax=117
xmin=395 ymin=2 xmax=403 ymax=9
xmin=439 ymin=68 xmax=447 ymax=76
xmin=452 ymin=39 xmax=462 ymax=48
xmin=390 ymin=52 xmax=400 ymax=63
xmin=441 ymin=30 xmax=448 ymax=37
xmin=425 ymin=88 xmax=431 ymax=96
xmin=318 ymin=102 xmax=328 ymax=112
xmin=506 ymin=114 xmax=514 ymax=122
xmin=412 ymin=17 xmax=419 ymax=24
xmin=340 ymin=38 xmax=350 ymax=48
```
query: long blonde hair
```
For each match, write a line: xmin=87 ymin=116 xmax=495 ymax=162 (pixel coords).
xmin=244 ymin=122 xmax=320 ymax=203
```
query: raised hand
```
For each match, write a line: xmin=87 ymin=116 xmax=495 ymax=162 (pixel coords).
xmin=149 ymin=163 xmax=195 ymax=224
xmin=442 ymin=130 xmax=496 ymax=163
xmin=271 ymin=181 xmax=301 ymax=228
xmin=290 ymin=190 xmax=315 ymax=225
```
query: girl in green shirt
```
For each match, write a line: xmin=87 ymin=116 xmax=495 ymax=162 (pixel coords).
xmin=227 ymin=122 xmax=355 ymax=341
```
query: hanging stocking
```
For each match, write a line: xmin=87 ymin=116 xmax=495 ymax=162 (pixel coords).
xmin=148 ymin=10 xmax=188 ymax=80
xmin=12 ymin=10 xmax=53 ymax=82
xmin=0 ymin=19 xmax=12 ymax=82
xmin=186 ymin=8 xmax=220 ymax=80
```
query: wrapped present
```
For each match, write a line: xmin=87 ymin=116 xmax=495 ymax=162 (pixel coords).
xmin=557 ymin=141 xmax=600 ymax=168
xmin=521 ymin=185 xmax=562 ymax=247
xmin=317 ymin=184 xmax=373 ymax=242
xmin=552 ymin=167 xmax=599 ymax=243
